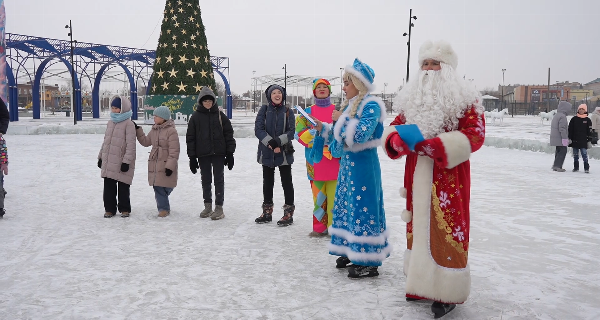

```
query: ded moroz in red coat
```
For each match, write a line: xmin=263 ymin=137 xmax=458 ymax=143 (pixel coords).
xmin=382 ymin=106 xmax=485 ymax=304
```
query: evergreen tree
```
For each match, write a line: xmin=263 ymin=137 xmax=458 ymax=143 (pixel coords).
xmin=149 ymin=0 xmax=217 ymax=95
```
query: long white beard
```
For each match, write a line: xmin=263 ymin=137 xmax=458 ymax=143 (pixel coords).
xmin=394 ymin=64 xmax=483 ymax=139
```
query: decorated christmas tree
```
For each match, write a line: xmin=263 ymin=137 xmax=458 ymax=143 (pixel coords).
xmin=149 ymin=0 xmax=216 ymax=95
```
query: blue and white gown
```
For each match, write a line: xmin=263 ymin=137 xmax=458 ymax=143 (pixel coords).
xmin=321 ymin=95 xmax=391 ymax=266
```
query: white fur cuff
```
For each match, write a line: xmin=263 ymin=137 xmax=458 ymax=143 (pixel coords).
xmin=401 ymin=209 xmax=413 ymax=223
xmin=438 ymin=131 xmax=472 ymax=169
xmin=400 ymin=187 xmax=407 ymax=198
xmin=381 ymin=126 xmax=397 ymax=158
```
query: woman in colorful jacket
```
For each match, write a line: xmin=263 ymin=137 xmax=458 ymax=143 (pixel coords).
xmin=295 ymin=78 xmax=340 ymax=237
xmin=314 ymin=58 xmax=390 ymax=279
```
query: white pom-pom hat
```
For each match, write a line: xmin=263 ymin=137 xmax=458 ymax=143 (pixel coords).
xmin=418 ymin=40 xmax=458 ymax=70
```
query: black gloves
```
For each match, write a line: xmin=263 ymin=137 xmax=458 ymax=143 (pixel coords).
xmin=97 ymin=159 xmax=102 ymax=169
xmin=268 ymin=138 xmax=281 ymax=149
xmin=120 ymin=163 xmax=129 ymax=172
xmin=224 ymin=153 xmax=234 ymax=170
xmin=165 ymin=168 xmax=173 ymax=176
xmin=132 ymin=121 xmax=140 ymax=129
xmin=189 ymin=158 xmax=199 ymax=174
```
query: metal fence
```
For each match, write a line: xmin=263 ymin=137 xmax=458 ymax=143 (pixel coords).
xmin=484 ymin=99 xmax=600 ymax=116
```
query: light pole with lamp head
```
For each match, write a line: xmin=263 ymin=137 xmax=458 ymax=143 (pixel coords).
xmin=65 ymin=21 xmax=77 ymax=125
xmin=282 ymin=64 xmax=287 ymax=106
xmin=402 ymin=9 xmax=417 ymax=82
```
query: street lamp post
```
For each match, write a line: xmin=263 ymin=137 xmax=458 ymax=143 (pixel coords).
xmin=282 ymin=64 xmax=287 ymax=106
xmin=252 ymin=70 xmax=256 ymax=113
xmin=402 ymin=9 xmax=417 ymax=82
xmin=339 ymin=67 xmax=344 ymax=106
xmin=383 ymin=83 xmax=388 ymax=114
xmin=501 ymin=68 xmax=506 ymax=116
xmin=65 ymin=20 xmax=77 ymax=125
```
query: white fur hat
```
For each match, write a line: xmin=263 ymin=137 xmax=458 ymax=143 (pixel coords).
xmin=418 ymin=40 xmax=458 ymax=70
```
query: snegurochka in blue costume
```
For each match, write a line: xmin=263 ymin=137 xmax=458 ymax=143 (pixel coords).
xmin=314 ymin=58 xmax=390 ymax=279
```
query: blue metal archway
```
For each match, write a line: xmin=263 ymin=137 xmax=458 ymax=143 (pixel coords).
xmin=6 ymin=33 xmax=232 ymax=121
xmin=92 ymin=62 xmax=137 ymax=119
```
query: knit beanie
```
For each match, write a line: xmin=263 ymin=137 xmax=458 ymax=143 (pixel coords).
xmin=153 ymin=106 xmax=171 ymax=120
xmin=266 ymin=84 xmax=285 ymax=98
xmin=312 ymin=78 xmax=331 ymax=97
xmin=111 ymin=97 xmax=122 ymax=109
xmin=578 ymin=104 xmax=588 ymax=112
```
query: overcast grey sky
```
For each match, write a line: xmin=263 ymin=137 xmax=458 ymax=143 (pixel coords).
xmin=7 ymin=0 xmax=600 ymax=95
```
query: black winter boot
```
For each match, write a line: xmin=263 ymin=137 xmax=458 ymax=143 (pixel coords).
xmin=336 ymin=256 xmax=352 ymax=268
xmin=255 ymin=203 xmax=273 ymax=224
xmin=277 ymin=204 xmax=295 ymax=226
xmin=584 ymin=162 xmax=590 ymax=173
xmin=431 ymin=301 xmax=456 ymax=318
xmin=347 ymin=265 xmax=379 ymax=278
xmin=573 ymin=161 xmax=579 ymax=172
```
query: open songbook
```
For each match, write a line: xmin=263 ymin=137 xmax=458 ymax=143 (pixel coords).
xmin=293 ymin=105 xmax=317 ymax=126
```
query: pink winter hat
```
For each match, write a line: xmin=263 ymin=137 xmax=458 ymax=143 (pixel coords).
xmin=578 ymin=104 xmax=588 ymax=112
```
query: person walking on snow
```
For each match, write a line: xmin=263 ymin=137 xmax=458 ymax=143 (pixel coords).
xmin=254 ymin=84 xmax=296 ymax=226
xmin=314 ymin=58 xmax=390 ymax=279
xmin=295 ymin=78 xmax=341 ymax=237
xmin=186 ymin=87 xmax=236 ymax=220
xmin=568 ymin=104 xmax=593 ymax=173
xmin=382 ymin=40 xmax=485 ymax=318
xmin=98 ymin=96 xmax=136 ymax=218
xmin=550 ymin=101 xmax=572 ymax=172
xmin=135 ymin=106 xmax=180 ymax=217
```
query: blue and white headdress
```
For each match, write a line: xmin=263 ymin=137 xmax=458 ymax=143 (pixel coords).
xmin=344 ymin=58 xmax=376 ymax=92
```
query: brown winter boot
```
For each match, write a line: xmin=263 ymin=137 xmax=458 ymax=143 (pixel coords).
xmin=277 ymin=204 xmax=295 ymax=227
xmin=211 ymin=205 xmax=225 ymax=220
xmin=199 ymin=203 xmax=212 ymax=218
xmin=121 ymin=212 xmax=130 ymax=218
xmin=255 ymin=203 xmax=273 ymax=224
xmin=158 ymin=210 xmax=170 ymax=218
xmin=104 ymin=212 xmax=116 ymax=218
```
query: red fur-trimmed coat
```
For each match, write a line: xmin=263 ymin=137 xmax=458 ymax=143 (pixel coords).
xmin=382 ymin=106 xmax=485 ymax=304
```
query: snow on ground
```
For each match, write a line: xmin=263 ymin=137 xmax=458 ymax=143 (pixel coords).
xmin=1 ymin=134 xmax=599 ymax=319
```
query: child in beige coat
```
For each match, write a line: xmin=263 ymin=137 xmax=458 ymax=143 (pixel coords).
xmin=135 ymin=106 xmax=180 ymax=217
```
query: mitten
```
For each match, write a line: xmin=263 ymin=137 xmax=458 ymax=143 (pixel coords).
xmin=225 ymin=153 xmax=234 ymax=170
xmin=268 ymin=138 xmax=280 ymax=149
xmin=120 ymin=163 xmax=129 ymax=172
xmin=385 ymin=132 xmax=410 ymax=159
xmin=165 ymin=168 xmax=173 ymax=176
xmin=97 ymin=159 xmax=102 ymax=169
xmin=414 ymin=139 xmax=447 ymax=167
xmin=189 ymin=158 xmax=199 ymax=174
xmin=132 ymin=121 xmax=140 ymax=129
xmin=562 ymin=139 xmax=569 ymax=147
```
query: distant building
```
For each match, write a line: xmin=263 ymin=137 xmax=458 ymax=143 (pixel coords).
xmin=512 ymin=85 xmax=571 ymax=103
xmin=17 ymin=82 xmax=60 ymax=110
xmin=584 ymin=78 xmax=600 ymax=95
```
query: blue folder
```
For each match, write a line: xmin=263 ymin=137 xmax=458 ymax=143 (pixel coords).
xmin=394 ymin=124 xmax=425 ymax=151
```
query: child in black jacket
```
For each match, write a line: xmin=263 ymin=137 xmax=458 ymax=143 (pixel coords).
xmin=186 ymin=87 xmax=236 ymax=220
